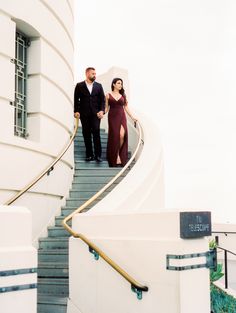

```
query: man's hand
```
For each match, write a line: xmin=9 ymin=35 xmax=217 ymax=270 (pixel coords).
xmin=74 ymin=112 xmax=80 ymax=119
xmin=97 ymin=111 xmax=104 ymax=119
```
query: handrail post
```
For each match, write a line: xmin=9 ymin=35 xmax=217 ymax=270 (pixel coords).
xmin=224 ymin=249 xmax=228 ymax=289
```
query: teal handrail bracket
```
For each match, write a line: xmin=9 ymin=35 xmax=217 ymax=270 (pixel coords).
xmin=131 ymin=285 xmax=143 ymax=300
xmin=89 ymin=246 xmax=99 ymax=260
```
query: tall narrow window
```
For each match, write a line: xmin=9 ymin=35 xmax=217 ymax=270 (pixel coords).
xmin=14 ymin=31 xmax=29 ymax=137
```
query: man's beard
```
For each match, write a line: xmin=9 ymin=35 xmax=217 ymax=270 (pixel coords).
xmin=90 ymin=77 xmax=96 ymax=82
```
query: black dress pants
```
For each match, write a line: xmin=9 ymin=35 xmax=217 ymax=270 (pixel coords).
xmin=80 ymin=114 xmax=101 ymax=158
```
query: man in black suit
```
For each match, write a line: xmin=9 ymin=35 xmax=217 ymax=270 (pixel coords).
xmin=74 ymin=67 xmax=105 ymax=162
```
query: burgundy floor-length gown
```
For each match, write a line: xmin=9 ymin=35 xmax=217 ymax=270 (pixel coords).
xmin=107 ymin=94 xmax=128 ymax=167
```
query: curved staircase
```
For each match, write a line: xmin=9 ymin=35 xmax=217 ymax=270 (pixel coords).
xmin=37 ymin=127 xmax=130 ymax=313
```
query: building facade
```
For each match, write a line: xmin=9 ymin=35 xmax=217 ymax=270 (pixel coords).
xmin=0 ymin=0 xmax=75 ymax=241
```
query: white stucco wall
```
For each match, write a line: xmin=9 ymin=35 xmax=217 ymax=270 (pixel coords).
xmin=69 ymin=210 xmax=210 ymax=313
xmin=0 ymin=1 xmax=74 ymax=241
xmin=0 ymin=205 xmax=37 ymax=313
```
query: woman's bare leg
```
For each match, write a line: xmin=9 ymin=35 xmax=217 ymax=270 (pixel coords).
xmin=116 ymin=125 xmax=125 ymax=164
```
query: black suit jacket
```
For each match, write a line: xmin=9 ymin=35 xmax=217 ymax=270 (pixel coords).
xmin=74 ymin=81 xmax=105 ymax=116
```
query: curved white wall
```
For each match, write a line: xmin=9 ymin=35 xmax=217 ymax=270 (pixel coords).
xmin=83 ymin=110 xmax=165 ymax=215
xmin=0 ymin=1 xmax=74 ymax=241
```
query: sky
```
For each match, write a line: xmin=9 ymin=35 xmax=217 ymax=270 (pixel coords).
xmin=74 ymin=1 xmax=236 ymax=223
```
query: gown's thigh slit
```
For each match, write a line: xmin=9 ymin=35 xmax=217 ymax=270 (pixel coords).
xmin=119 ymin=124 xmax=126 ymax=148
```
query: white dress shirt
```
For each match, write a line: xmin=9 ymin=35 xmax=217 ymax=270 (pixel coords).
xmin=85 ymin=81 xmax=94 ymax=94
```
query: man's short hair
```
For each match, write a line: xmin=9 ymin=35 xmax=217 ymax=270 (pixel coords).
xmin=86 ymin=67 xmax=95 ymax=73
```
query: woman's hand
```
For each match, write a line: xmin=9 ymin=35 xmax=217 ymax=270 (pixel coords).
xmin=97 ymin=111 xmax=104 ymax=119
xmin=131 ymin=116 xmax=138 ymax=123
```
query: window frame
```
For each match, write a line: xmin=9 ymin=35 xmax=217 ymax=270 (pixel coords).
xmin=14 ymin=31 xmax=30 ymax=138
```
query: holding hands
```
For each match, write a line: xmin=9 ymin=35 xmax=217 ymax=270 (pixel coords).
xmin=74 ymin=111 xmax=104 ymax=119
xmin=97 ymin=111 xmax=104 ymax=119
xmin=74 ymin=112 xmax=80 ymax=119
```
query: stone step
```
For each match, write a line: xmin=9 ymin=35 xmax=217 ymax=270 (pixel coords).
xmin=74 ymin=136 xmax=107 ymax=144
xmin=74 ymin=145 xmax=130 ymax=154
xmin=39 ymin=238 xmax=69 ymax=250
xmin=74 ymin=150 xmax=131 ymax=162
xmin=74 ymin=137 xmax=107 ymax=142
xmin=74 ymin=167 xmax=121 ymax=174
xmin=71 ymin=177 xmax=120 ymax=191
xmin=38 ymin=278 xmax=69 ymax=296
xmin=70 ymin=182 xmax=118 ymax=192
xmin=74 ymin=153 xmax=131 ymax=163
xmin=74 ymin=160 xmax=110 ymax=168
xmin=65 ymin=196 xmax=106 ymax=207
xmin=62 ymin=199 xmax=98 ymax=209
xmin=38 ymin=262 xmax=68 ymax=278
xmin=48 ymin=226 xmax=71 ymax=238
xmin=61 ymin=204 xmax=96 ymax=216
xmin=74 ymin=138 xmax=107 ymax=147
xmin=72 ymin=174 xmax=124 ymax=183
xmin=74 ymin=144 xmax=108 ymax=151
xmin=65 ymin=198 xmax=89 ymax=207
xmin=74 ymin=151 xmax=108 ymax=158
xmin=55 ymin=216 xmax=72 ymax=227
xmin=75 ymin=130 xmax=107 ymax=137
xmin=76 ymin=128 xmax=106 ymax=134
xmin=69 ymin=190 xmax=110 ymax=199
xmin=38 ymin=249 xmax=68 ymax=263
xmin=74 ymin=164 xmax=134 ymax=173
xmin=74 ymin=160 xmax=134 ymax=168
xmin=75 ymin=132 xmax=106 ymax=139
xmin=74 ymin=147 xmax=107 ymax=154
xmin=56 ymin=206 xmax=93 ymax=226
xmin=38 ymin=295 xmax=67 ymax=313
xmin=74 ymin=144 xmax=107 ymax=151
xmin=74 ymin=152 xmax=108 ymax=159
xmin=75 ymin=165 xmax=121 ymax=172
xmin=56 ymin=207 xmax=94 ymax=223
xmin=74 ymin=150 xmax=108 ymax=157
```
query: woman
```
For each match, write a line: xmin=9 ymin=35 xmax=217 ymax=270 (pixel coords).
xmin=105 ymin=78 xmax=137 ymax=167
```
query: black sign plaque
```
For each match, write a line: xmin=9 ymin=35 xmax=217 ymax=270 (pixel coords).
xmin=180 ymin=211 xmax=211 ymax=239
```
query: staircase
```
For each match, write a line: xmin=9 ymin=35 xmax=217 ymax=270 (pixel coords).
xmin=37 ymin=127 xmax=129 ymax=313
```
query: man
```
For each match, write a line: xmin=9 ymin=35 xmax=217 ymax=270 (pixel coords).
xmin=74 ymin=67 xmax=105 ymax=162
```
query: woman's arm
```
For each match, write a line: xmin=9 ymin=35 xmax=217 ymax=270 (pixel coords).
xmin=124 ymin=102 xmax=137 ymax=121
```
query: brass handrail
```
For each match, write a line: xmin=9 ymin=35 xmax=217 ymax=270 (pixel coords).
xmin=5 ymin=119 xmax=79 ymax=206
xmin=62 ymin=120 xmax=148 ymax=297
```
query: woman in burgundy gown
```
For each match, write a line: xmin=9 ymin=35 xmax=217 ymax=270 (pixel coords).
xmin=105 ymin=78 xmax=137 ymax=167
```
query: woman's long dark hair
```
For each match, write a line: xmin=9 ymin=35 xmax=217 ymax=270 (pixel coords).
xmin=111 ymin=78 xmax=127 ymax=104
xmin=111 ymin=78 xmax=126 ymax=96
